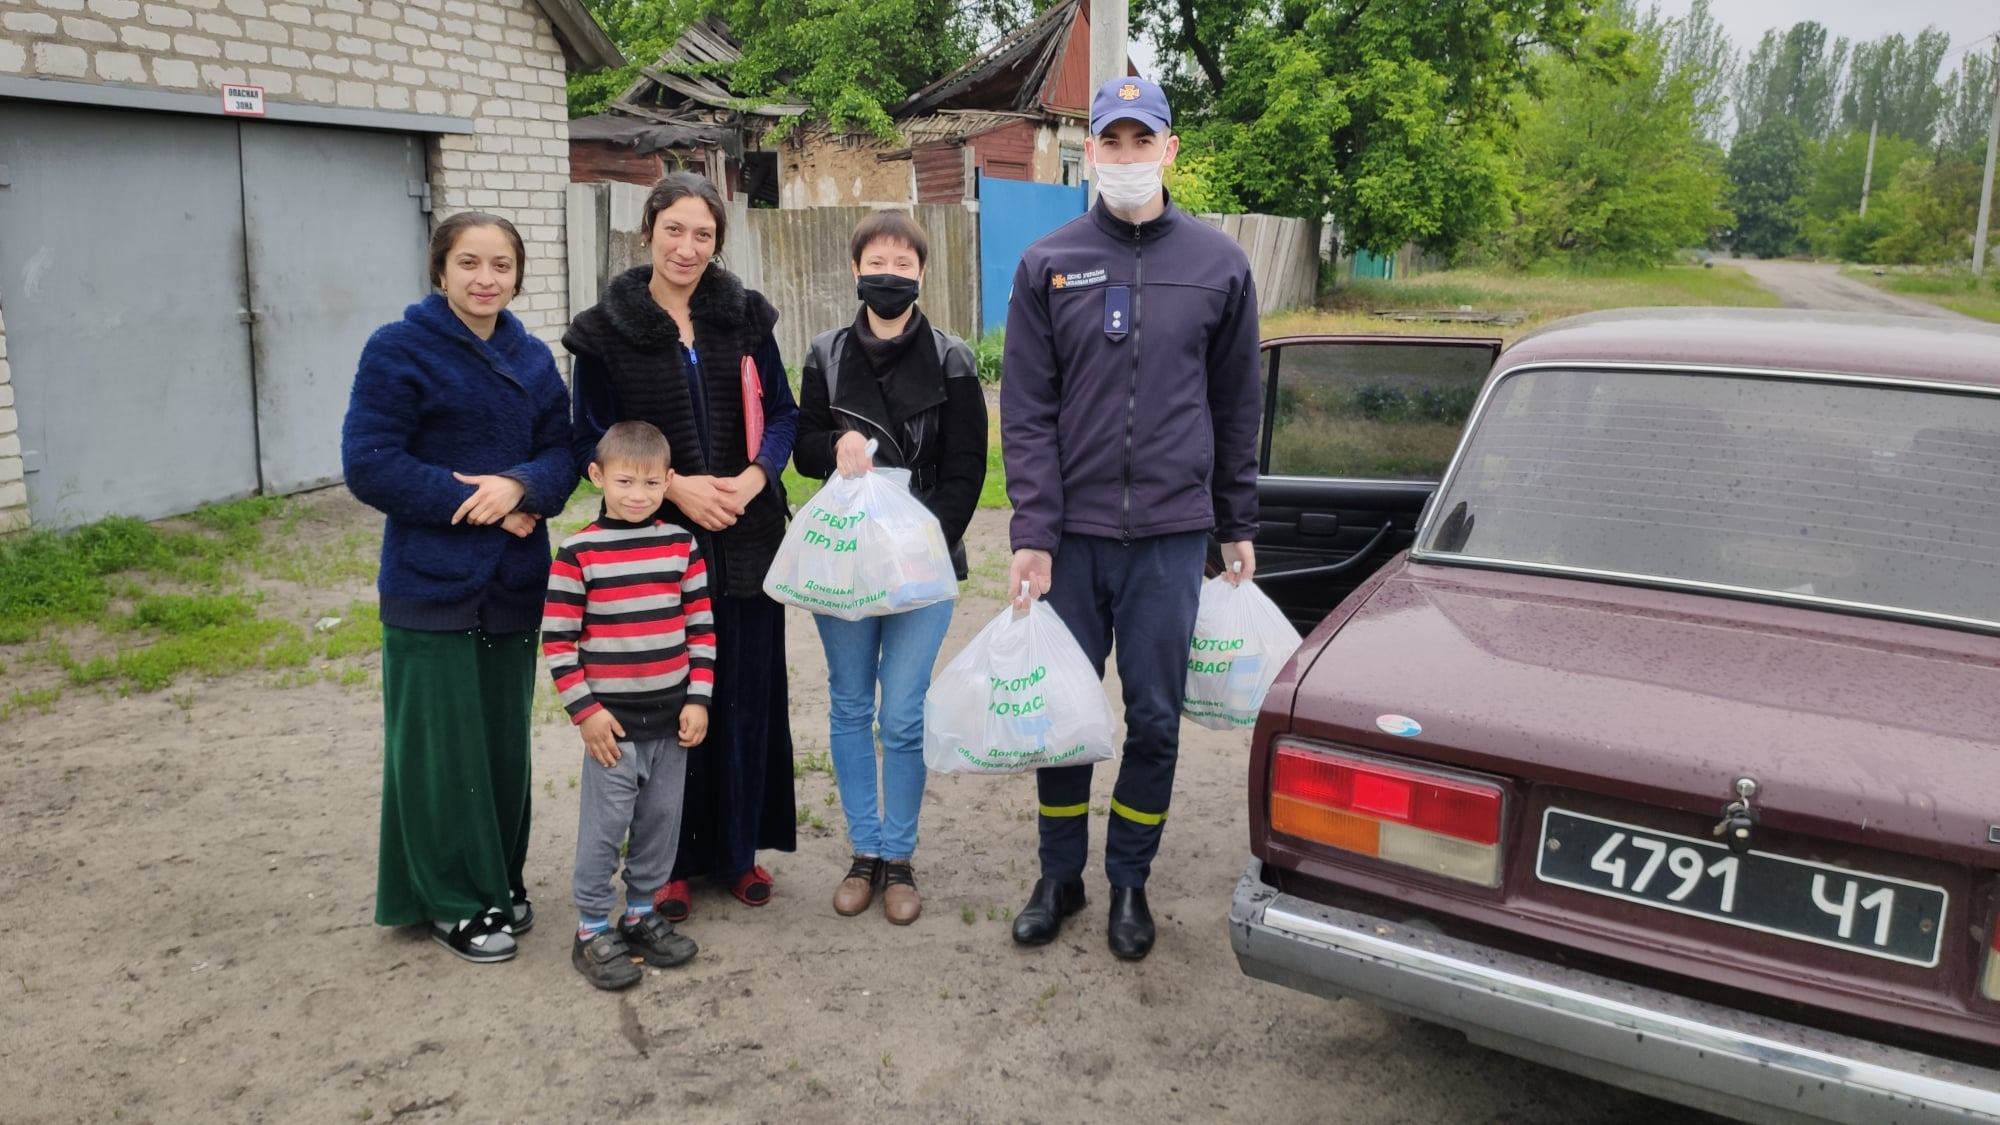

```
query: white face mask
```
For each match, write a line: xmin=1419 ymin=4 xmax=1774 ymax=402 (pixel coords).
xmin=1093 ymin=157 xmax=1164 ymax=211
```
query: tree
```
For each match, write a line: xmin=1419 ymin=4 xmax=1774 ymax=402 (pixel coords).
xmin=567 ymin=0 xmax=978 ymax=138
xmin=719 ymin=0 xmax=978 ymax=137
xmin=1497 ymin=8 xmax=1731 ymax=266
xmin=1735 ymin=22 xmax=1846 ymax=140
xmin=1801 ymin=128 xmax=1923 ymax=220
xmin=1662 ymin=0 xmax=1737 ymax=144
xmin=1867 ymin=157 xmax=1989 ymax=264
xmin=1839 ymin=29 xmax=1950 ymax=146
xmin=1726 ymin=115 xmax=1809 ymax=256
xmin=1130 ymin=0 xmax=1606 ymax=253
xmin=1938 ymin=51 xmax=1998 ymax=159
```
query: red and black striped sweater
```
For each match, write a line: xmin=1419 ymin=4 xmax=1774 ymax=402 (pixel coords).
xmin=541 ymin=516 xmax=716 ymax=740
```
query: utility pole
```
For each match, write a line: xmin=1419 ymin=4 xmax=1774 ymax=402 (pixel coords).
xmin=1087 ymin=0 xmax=1128 ymax=206
xmin=1089 ymin=0 xmax=1128 ymax=101
xmin=1977 ymin=44 xmax=2000 ymax=278
xmin=1859 ymin=119 xmax=1877 ymax=218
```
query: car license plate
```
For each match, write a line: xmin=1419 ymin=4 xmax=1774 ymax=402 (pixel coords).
xmin=1536 ymin=808 xmax=1947 ymax=967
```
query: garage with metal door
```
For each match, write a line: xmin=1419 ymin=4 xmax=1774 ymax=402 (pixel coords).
xmin=0 ymin=101 xmax=433 ymax=527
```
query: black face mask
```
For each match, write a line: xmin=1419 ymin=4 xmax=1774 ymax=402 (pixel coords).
xmin=856 ymin=273 xmax=920 ymax=319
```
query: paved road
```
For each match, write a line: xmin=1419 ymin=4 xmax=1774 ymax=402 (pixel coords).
xmin=1729 ymin=258 xmax=1971 ymax=318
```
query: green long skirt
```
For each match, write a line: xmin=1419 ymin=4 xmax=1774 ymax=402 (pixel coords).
xmin=374 ymin=624 xmax=536 ymax=927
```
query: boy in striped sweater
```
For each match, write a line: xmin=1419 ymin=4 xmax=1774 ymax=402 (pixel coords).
xmin=543 ymin=421 xmax=714 ymax=991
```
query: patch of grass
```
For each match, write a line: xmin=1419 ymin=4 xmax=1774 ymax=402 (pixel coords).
xmin=256 ymin=530 xmax=378 ymax=586
xmin=119 ymin=593 xmax=260 ymax=635
xmin=67 ymin=617 xmax=299 ymax=694
xmin=973 ymin=329 xmax=1004 ymax=384
xmin=1845 ymin=266 xmax=2000 ymax=324
xmin=319 ymin=602 xmax=383 ymax=660
xmin=1264 ymin=262 xmax=1780 ymax=345
xmin=0 ymin=687 xmax=61 ymax=721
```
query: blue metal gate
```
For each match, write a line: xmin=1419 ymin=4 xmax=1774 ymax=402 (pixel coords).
xmin=976 ymin=174 xmax=1087 ymax=335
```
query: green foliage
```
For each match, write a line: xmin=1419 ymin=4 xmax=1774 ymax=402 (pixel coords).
xmin=706 ymin=0 xmax=976 ymax=139
xmin=1726 ymin=116 xmax=1809 ymax=257
xmin=1938 ymin=53 xmax=1998 ymax=159
xmin=569 ymin=0 xmax=975 ymax=133
xmin=1801 ymin=129 xmax=1924 ymax=222
xmin=1838 ymin=30 xmax=1949 ymax=146
xmin=1864 ymin=158 xmax=1991 ymax=265
xmin=1734 ymin=22 xmax=1845 ymax=141
xmin=1162 ymin=152 xmax=1239 ymax=215
xmin=972 ymin=330 xmax=1004 ymax=385
xmin=1138 ymin=0 xmax=1602 ymax=252
xmin=1498 ymin=10 xmax=1732 ymax=267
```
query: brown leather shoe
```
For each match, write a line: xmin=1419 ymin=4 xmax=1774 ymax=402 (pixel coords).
xmin=833 ymin=855 xmax=882 ymax=916
xmin=882 ymin=861 xmax=920 ymax=925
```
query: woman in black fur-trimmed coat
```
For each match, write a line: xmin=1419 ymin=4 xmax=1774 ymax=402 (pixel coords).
xmin=563 ymin=173 xmax=799 ymax=920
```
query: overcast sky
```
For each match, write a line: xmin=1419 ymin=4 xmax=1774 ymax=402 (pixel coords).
xmin=1649 ymin=0 xmax=1998 ymax=77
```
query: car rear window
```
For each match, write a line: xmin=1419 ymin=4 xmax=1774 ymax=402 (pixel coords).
xmin=1417 ymin=367 xmax=2000 ymax=627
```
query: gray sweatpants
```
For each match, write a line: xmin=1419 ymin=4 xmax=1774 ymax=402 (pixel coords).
xmin=573 ymin=737 xmax=689 ymax=918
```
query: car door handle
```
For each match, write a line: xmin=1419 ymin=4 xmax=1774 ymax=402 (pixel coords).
xmin=1257 ymin=523 xmax=1395 ymax=581
xmin=1298 ymin=512 xmax=1340 ymax=536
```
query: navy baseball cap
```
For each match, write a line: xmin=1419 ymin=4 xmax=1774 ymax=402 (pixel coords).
xmin=1090 ymin=76 xmax=1171 ymax=135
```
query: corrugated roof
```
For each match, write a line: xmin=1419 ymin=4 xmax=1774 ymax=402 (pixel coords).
xmin=897 ymin=0 xmax=1078 ymax=118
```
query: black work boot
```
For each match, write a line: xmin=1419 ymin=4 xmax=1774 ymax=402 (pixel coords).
xmin=1106 ymin=886 xmax=1155 ymax=961
xmin=1011 ymin=877 xmax=1086 ymax=946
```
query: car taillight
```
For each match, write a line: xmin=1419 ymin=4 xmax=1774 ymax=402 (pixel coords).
xmin=1270 ymin=741 xmax=1504 ymax=886
xmin=1983 ymin=910 xmax=2000 ymax=1003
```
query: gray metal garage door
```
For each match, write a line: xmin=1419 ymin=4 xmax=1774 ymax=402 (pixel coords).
xmin=241 ymin=124 xmax=428 ymax=496
xmin=0 ymin=104 xmax=427 ymax=526
xmin=0 ymin=104 xmax=260 ymax=526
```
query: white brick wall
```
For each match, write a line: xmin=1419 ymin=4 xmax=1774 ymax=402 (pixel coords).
xmin=0 ymin=307 xmax=24 ymax=535
xmin=0 ymin=0 xmax=580 ymax=533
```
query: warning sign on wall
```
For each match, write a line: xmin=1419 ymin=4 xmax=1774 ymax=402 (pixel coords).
xmin=221 ymin=84 xmax=266 ymax=116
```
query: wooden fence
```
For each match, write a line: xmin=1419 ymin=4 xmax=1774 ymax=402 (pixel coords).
xmin=1196 ymin=212 xmax=1320 ymax=314
xmin=567 ymin=183 xmax=980 ymax=366
xmin=566 ymin=183 xmax=1322 ymax=368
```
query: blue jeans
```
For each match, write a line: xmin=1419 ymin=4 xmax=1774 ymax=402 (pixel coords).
xmin=814 ymin=598 xmax=955 ymax=860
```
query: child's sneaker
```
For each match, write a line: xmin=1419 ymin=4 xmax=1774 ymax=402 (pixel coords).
xmin=619 ymin=910 xmax=698 ymax=968
xmin=572 ymin=930 xmax=643 ymax=990
xmin=508 ymin=889 xmax=534 ymax=935
xmin=431 ymin=909 xmax=517 ymax=963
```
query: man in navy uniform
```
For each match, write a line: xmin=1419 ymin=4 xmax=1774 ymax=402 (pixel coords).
xmin=1000 ymin=75 xmax=1261 ymax=960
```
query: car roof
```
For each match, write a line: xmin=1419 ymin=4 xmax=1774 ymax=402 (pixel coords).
xmin=1495 ymin=307 xmax=2000 ymax=388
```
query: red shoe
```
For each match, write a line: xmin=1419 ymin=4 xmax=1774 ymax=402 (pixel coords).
xmin=655 ymin=879 xmax=692 ymax=922
xmin=728 ymin=865 xmax=773 ymax=906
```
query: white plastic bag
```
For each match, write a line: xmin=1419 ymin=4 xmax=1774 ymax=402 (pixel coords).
xmin=1182 ymin=572 xmax=1303 ymax=730
xmin=924 ymin=598 xmax=1116 ymax=775
xmin=764 ymin=470 xmax=957 ymax=620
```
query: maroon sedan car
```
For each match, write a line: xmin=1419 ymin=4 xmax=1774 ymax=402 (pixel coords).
xmin=1231 ymin=309 xmax=2000 ymax=1123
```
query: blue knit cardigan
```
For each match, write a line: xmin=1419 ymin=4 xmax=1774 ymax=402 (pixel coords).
xmin=342 ymin=294 xmax=578 ymax=632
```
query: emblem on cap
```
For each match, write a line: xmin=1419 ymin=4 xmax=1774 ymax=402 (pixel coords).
xmin=1051 ymin=273 xmax=1067 ymax=288
xmin=1118 ymin=83 xmax=1141 ymax=101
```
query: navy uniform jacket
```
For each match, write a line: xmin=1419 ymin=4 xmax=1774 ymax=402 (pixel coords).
xmin=1000 ymin=196 xmax=1261 ymax=553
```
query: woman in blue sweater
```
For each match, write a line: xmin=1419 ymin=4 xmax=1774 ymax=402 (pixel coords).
xmin=342 ymin=213 xmax=578 ymax=963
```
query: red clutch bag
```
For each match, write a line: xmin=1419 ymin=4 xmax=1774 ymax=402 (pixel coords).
xmin=741 ymin=356 xmax=764 ymax=461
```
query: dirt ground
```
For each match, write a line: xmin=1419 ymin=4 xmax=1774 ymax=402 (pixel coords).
xmin=0 ymin=485 xmax=1703 ymax=1124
